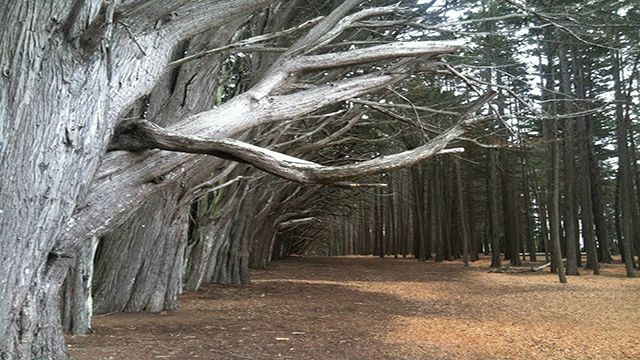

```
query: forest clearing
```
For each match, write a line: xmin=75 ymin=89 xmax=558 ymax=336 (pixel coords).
xmin=68 ymin=257 xmax=640 ymax=360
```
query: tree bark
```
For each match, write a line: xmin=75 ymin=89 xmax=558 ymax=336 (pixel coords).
xmin=93 ymin=186 xmax=188 ymax=313
xmin=0 ymin=1 xmax=275 ymax=356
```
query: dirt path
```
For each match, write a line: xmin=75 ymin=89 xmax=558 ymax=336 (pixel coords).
xmin=68 ymin=257 xmax=640 ymax=359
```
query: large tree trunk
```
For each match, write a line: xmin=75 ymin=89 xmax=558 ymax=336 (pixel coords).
xmin=1 ymin=1 xmax=275 ymax=356
xmin=0 ymin=2 xmax=110 ymax=356
xmin=90 ymin=20 xmax=240 ymax=312
xmin=93 ymin=186 xmax=188 ymax=313
xmin=1 ymin=1 xmax=477 ymax=357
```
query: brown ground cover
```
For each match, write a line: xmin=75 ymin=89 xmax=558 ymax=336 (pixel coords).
xmin=67 ymin=257 xmax=640 ymax=359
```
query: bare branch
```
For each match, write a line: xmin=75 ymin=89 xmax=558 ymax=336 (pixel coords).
xmin=277 ymin=218 xmax=319 ymax=231
xmin=286 ymin=0 xmax=362 ymax=54
xmin=352 ymin=99 xmax=460 ymax=116
xmin=109 ymin=92 xmax=494 ymax=185
xmin=250 ymin=40 xmax=463 ymax=98
xmin=295 ymin=113 xmax=364 ymax=153
xmin=304 ymin=6 xmax=402 ymax=53
xmin=297 ymin=41 xmax=463 ymax=72
xmin=166 ymin=16 xmax=323 ymax=70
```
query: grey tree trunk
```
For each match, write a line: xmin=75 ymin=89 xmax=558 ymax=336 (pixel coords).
xmin=90 ymin=20 xmax=239 ymax=313
xmin=61 ymin=237 xmax=98 ymax=335
xmin=93 ymin=186 xmax=189 ymax=313
xmin=501 ymin=153 xmax=521 ymax=266
xmin=0 ymin=2 xmax=110 ymax=357
xmin=542 ymin=40 xmax=566 ymax=283
xmin=1 ymin=0 xmax=275 ymax=356
xmin=0 ymin=1 xmax=476 ymax=357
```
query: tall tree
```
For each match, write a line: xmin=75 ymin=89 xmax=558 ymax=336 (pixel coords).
xmin=0 ymin=1 xmax=493 ymax=357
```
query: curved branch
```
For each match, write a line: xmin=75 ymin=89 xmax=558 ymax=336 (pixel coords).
xmin=109 ymin=107 xmax=483 ymax=185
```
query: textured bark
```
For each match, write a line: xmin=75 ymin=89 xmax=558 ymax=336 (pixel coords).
xmin=61 ymin=237 xmax=98 ymax=335
xmin=93 ymin=186 xmax=188 ymax=313
xmin=0 ymin=1 xmax=112 ymax=356
xmin=90 ymin=20 xmax=240 ymax=313
xmin=1 ymin=0 xmax=275 ymax=356
xmin=1 ymin=1 xmax=480 ymax=356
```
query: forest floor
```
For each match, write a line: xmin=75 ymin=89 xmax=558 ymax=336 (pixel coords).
xmin=67 ymin=256 xmax=640 ymax=360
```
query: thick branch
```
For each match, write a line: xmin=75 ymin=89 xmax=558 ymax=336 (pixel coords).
xmin=117 ymin=0 xmax=276 ymax=40
xmin=109 ymin=104 xmax=483 ymax=184
xmin=250 ymin=41 xmax=462 ymax=98
xmin=295 ymin=41 xmax=463 ymax=73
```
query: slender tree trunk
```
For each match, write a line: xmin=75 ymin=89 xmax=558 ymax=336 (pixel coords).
xmin=412 ymin=165 xmax=427 ymax=261
xmin=542 ymin=39 xmax=566 ymax=283
xmin=611 ymin=46 xmax=637 ymax=277
xmin=522 ymin=162 xmax=537 ymax=262
xmin=550 ymin=129 xmax=568 ymax=283
xmin=558 ymin=46 xmax=579 ymax=275
xmin=455 ymin=158 xmax=470 ymax=267
xmin=488 ymin=149 xmax=502 ymax=268
xmin=502 ymin=153 xmax=522 ymax=266
xmin=467 ymin=179 xmax=480 ymax=261
xmin=573 ymin=50 xmax=599 ymax=274
xmin=434 ymin=162 xmax=445 ymax=262
xmin=587 ymin=114 xmax=612 ymax=262
xmin=61 ymin=237 xmax=99 ymax=335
